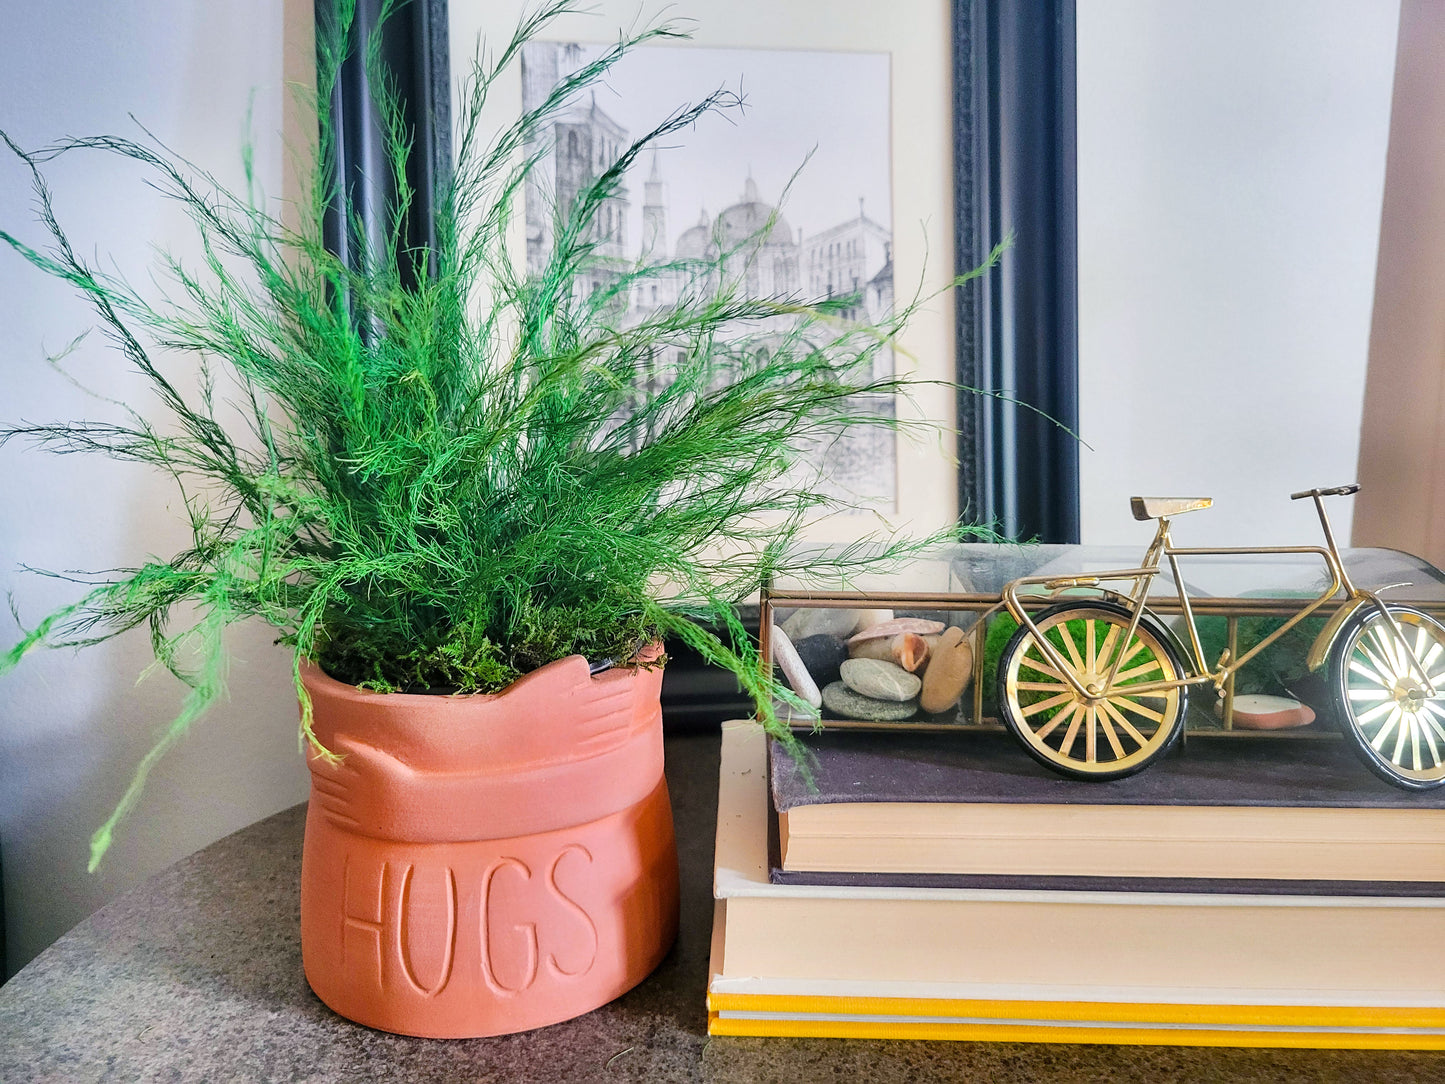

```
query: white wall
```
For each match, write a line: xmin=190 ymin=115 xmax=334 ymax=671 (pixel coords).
xmin=1077 ymin=0 xmax=1399 ymax=548
xmin=0 ymin=1 xmax=313 ymax=975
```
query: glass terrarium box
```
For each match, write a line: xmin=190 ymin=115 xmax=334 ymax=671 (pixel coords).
xmin=760 ymin=543 xmax=1445 ymax=739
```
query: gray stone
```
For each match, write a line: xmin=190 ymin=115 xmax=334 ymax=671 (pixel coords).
xmin=769 ymin=624 xmax=822 ymax=708
xmin=822 ymin=680 xmax=919 ymax=721
xmin=780 ymin=606 xmax=862 ymax=641
xmin=792 ymin=633 xmax=848 ymax=687
xmin=840 ymin=657 xmax=922 ymax=702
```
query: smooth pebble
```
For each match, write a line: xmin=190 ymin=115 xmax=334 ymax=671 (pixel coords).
xmin=920 ymin=625 xmax=974 ymax=714
xmin=770 ymin=624 xmax=822 ymax=708
xmin=849 ymin=633 xmax=929 ymax=673
xmin=840 ymin=657 xmax=922 ymax=702
xmin=822 ymin=681 xmax=919 ymax=722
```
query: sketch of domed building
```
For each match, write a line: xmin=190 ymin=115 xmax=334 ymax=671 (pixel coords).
xmin=520 ymin=41 xmax=898 ymax=507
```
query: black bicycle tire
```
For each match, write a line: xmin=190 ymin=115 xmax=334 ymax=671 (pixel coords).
xmin=1328 ymin=603 xmax=1445 ymax=791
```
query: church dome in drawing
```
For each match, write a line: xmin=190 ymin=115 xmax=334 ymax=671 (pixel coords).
xmin=714 ymin=177 xmax=794 ymax=251
xmin=674 ymin=209 xmax=714 ymax=261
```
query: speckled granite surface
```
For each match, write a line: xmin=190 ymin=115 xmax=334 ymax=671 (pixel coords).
xmin=2 ymin=730 xmax=1444 ymax=1083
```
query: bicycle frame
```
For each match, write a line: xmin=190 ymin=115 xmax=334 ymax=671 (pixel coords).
xmin=999 ymin=491 xmax=1433 ymax=704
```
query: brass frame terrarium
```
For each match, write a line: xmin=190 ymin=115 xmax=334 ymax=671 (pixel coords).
xmin=761 ymin=485 xmax=1445 ymax=792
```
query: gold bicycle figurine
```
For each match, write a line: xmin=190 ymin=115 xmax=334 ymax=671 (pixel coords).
xmin=996 ymin=484 xmax=1445 ymax=790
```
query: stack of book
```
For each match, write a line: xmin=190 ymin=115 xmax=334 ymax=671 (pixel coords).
xmin=707 ymin=720 xmax=1445 ymax=1047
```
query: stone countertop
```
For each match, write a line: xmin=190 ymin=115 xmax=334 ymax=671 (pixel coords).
xmin=2 ymin=731 xmax=1444 ymax=1083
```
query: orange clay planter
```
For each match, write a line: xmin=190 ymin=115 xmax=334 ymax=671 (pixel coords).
xmin=298 ymin=648 xmax=678 ymax=1038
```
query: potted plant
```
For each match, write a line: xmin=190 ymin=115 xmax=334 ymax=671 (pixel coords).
xmin=0 ymin=1 xmax=997 ymax=1036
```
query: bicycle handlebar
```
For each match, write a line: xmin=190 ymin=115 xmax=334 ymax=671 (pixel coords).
xmin=1290 ymin=484 xmax=1361 ymax=501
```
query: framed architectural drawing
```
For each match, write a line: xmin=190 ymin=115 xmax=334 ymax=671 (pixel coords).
xmin=445 ymin=0 xmax=960 ymax=540
xmin=520 ymin=40 xmax=896 ymax=506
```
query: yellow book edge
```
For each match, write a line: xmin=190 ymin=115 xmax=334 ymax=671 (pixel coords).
xmin=705 ymin=1012 xmax=1445 ymax=1049
xmin=706 ymin=988 xmax=1445 ymax=1031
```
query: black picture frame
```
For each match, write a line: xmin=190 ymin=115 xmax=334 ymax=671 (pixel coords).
xmin=954 ymin=0 xmax=1080 ymax=544
xmin=322 ymin=0 xmax=1080 ymax=544
xmin=315 ymin=0 xmax=451 ymax=298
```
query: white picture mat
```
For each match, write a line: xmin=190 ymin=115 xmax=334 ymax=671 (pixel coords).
xmin=447 ymin=0 xmax=959 ymax=540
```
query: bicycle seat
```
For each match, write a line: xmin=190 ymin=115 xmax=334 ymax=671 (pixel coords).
xmin=1130 ymin=496 xmax=1213 ymax=521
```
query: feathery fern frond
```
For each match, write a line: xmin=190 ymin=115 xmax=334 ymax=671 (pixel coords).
xmin=1 ymin=1 xmax=1005 ymax=867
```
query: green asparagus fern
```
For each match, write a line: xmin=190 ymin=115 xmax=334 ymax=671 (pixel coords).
xmin=1 ymin=0 xmax=1002 ymax=869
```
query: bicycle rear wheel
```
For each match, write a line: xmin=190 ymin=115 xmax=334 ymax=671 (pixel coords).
xmin=1329 ymin=604 xmax=1445 ymax=790
xmin=997 ymin=601 xmax=1187 ymax=781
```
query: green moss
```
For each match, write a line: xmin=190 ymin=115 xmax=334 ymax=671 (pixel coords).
xmin=1195 ymin=614 xmax=1326 ymax=697
xmin=980 ymin=612 xmax=1018 ymax=716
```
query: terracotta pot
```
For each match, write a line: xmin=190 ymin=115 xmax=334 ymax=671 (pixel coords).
xmin=298 ymin=650 xmax=679 ymax=1038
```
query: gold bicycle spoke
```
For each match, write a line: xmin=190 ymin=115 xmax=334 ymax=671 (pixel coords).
xmin=1021 ymin=690 xmax=1077 ymax=718
xmin=1414 ymin=625 xmax=1435 ymax=670
xmin=1016 ymin=681 xmax=1074 ymax=693
xmin=1120 ymin=637 xmax=1150 ymax=667
xmin=1428 ymin=659 xmax=1445 ymax=688
xmin=1410 ymin=716 xmax=1424 ymax=771
xmin=1085 ymin=619 xmax=1097 ymax=671
xmin=1096 ymin=624 xmax=1122 ymax=671
xmin=1347 ymin=688 xmax=1391 ymax=702
xmin=1423 ymin=639 xmax=1445 ymax=683
xmin=1056 ymin=621 xmax=1086 ymax=671
xmin=1084 ymin=705 xmax=1098 ymax=763
xmin=1397 ymin=624 xmax=1432 ymax=682
xmin=1349 ymin=650 xmax=1392 ymax=689
xmin=1355 ymin=700 xmax=1396 ymax=730
xmin=1111 ymin=696 xmax=1165 ymax=724
xmin=1358 ymin=632 xmax=1398 ymax=679
xmin=1418 ymin=624 xmax=1445 ymax=684
xmin=1419 ymin=713 xmax=1443 ymax=766
xmin=1018 ymin=656 xmax=1071 ymax=684
xmin=1422 ymin=633 xmax=1445 ymax=665
xmin=1096 ymin=704 xmax=1125 ymax=759
xmin=1100 ymin=698 xmax=1150 ymax=749
xmin=1114 ymin=658 xmax=1164 ymax=683
xmin=1033 ymin=702 xmax=1078 ymax=741
xmin=1365 ymin=627 xmax=1405 ymax=679
xmin=1057 ymin=705 xmax=1085 ymax=758
xmin=1370 ymin=705 xmax=1402 ymax=752
xmin=1423 ymin=701 xmax=1445 ymax=742
xmin=1393 ymin=710 xmax=1411 ymax=766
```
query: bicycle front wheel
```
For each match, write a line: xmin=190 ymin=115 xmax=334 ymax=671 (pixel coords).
xmin=1329 ymin=604 xmax=1445 ymax=790
xmin=997 ymin=601 xmax=1187 ymax=781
